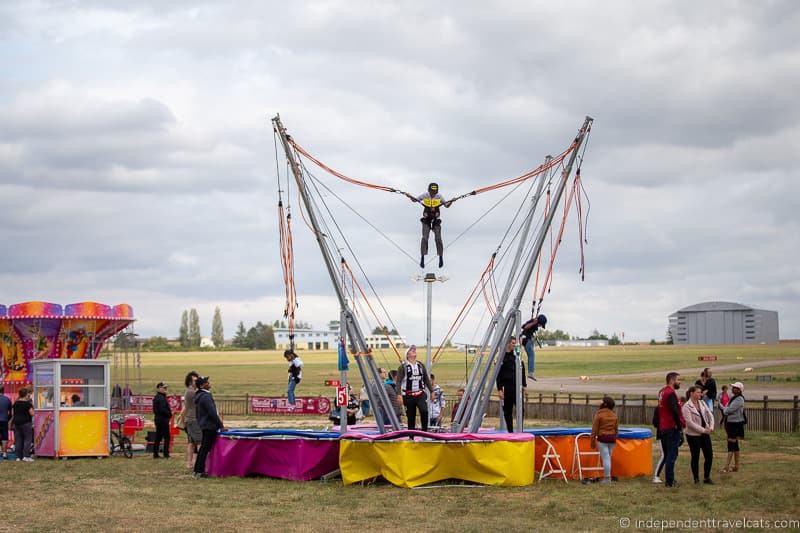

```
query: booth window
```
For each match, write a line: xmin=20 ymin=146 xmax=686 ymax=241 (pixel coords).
xmin=33 ymin=365 xmax=55 ymax=409
xmin=61 ymin=364 xmax=107 ymax=408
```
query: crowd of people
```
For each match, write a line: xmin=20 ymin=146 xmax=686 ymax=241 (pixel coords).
xmin=648 ymin=369 xmax=746 ymax=487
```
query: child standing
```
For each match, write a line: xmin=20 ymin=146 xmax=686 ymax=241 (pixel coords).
xmin=428 ymin=374 xmax=445 ymax=428
xmin=284 ymin=349 xmax=303 ymax=408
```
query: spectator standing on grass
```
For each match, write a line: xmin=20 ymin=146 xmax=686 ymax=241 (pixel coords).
xmin=11 ymin=387 xmax=34 ymax=462
xmin=451 ymin=388 xmax=465 ymax=421
xmin=428 ymin=374 xmax=445 ymax=428
xmin=0 ymin=386 xmax=12 ymax=460
xmin=590 ymin=396 xmax=618 ymax=484
xmin=656 ymin=372 xmax=685 ymax=487
xmin=284 ymin=349 xmax=303 ymax=408
xmin=152 ymin=382 xmax=172 ymax=459
xmin=396 ymin=345 xmax=432 ymax=431
xmin=179 ymin=371 xmax=201 ymax=469
xmin=194 ymin=376 xmax=226 ymax=478
xmin=695 ymin=368 xmax=717 ymax=412
xmin=682 ymin=386 xmax=715 ymax=485
xmin=721 ymin=382 xmax=746 ymax=473
xmin=359 ymin=385 xmax=370 ymax=418
xmin=496 ymin=337 xmax=527 ymax=433
xmin=651 ymin=427 xmax=666 ymax=484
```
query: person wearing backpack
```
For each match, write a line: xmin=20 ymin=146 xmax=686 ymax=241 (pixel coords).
xmin=721 ymin=382 xmax=746 ymax=473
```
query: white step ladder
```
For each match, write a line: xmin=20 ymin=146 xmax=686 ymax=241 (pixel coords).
xmin=538 ymin=436 xmax=568 ymax=482
xmin=572 ymin=432 xmax=604 ymax=481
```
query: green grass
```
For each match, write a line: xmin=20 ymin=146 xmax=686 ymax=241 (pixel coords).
xmin=1 ymin=430 xmax=797 ymax=532
xmin=115 ymin=344 xmax=800 ymax=398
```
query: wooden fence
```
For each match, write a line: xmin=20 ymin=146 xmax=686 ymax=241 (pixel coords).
xmin=488 ymin=393 xmax=800 ymax=433
xmin=209 ymin=393 xmax=800 ymax=433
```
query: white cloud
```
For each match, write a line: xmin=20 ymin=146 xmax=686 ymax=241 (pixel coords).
xmin=1 ymin=1 xmax=798 ymax=341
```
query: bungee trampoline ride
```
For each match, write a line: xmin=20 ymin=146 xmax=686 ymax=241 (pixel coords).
xmin=205 ymin=115 xmax=653 ymax=487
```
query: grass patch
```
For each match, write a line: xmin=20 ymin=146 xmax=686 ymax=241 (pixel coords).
xmin=0 ymin=431 xmax=797 ymax=532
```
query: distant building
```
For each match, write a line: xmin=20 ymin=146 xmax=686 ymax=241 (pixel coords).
xmin=200 ymin=337 xmax=214 ymax=348
xmin=364 ymin=334 xmax=407 ymax=350
xmin=668 ymin=301 xmax=779 ymax=345
xmin=554 ymin=339 xmax=609 ymax=347
xmin=275 ymin=328 xmax=338 ymax=351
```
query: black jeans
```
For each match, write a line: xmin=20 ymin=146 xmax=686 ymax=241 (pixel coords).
xmin=403 ymin=394 xmax=428 ymax=432
xmin=502 ymin=393 xmax=524 ymax=433
xmin=194 ymin=429 xmax=218 ymax=474
xmin=153 ymin=419 xmax=171 ymax=457
xmin=686 ymin=433 xmax=713 ymax=481
xmin=661 ymin=428 xmax=681 ymax=486
xmin=421 ymin=218 xmax=443 ymax=256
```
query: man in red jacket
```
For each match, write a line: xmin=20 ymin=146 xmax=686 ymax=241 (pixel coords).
xmin=657 ymin=372 xmax=685 ymax=487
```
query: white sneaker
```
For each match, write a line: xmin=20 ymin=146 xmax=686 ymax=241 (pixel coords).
xmin=22 ymin=457 xmax=34 ymax=462
xmin=652 ymin=477 xmax=662 ymax=484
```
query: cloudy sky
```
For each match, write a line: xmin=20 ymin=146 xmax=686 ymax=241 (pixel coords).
xmin=1 ymin=1 xmax=798 ymax=344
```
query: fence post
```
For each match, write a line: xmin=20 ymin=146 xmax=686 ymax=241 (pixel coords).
xmin=793 ymin=396 xmax=799 ymax=433
xmin=764 ymin=395 xmax=769 ymax=410
xmin=568 ymin=394 xmax=573 ymax=421
xmin=641 ymin=394 xmax=647 ymax=425
xmin=622 ymin=394 xmax=627 ymax=424
xmin=245 ymin=393 xmax=250 ymax=415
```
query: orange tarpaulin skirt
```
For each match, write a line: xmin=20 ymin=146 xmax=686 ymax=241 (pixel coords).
xmin=534 ymin=435 xmax=652 ymax=479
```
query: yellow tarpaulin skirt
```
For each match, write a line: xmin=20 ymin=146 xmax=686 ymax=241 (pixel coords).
xmin=340 ymin=439 xmax=535 ymax=488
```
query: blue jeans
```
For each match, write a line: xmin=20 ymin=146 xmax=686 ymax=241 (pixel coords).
xmin=287 ymin=378 xmax=298 ymax=404
xmin=524 ymin=339 xmax=535 ymax=374
xmin=597 ymin=441 xmax=615 ymax=479
xmin=703 ymin=398 xmax=713 ymax=412
xmin=361 ymin=400 xmax=370 ymax=417
xmin=661 ymin=428 xmax=682 ymax=486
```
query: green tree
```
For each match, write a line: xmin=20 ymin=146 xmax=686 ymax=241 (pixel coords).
xmin=587 ymin=329 xmax=609 ymax=340
xmin=211 ymin=307 xmax=224 ymax=349
xmin=233 ymin=321 xmax=247 ymax=347
xmin=143 ymin=336 xmax=171 ymax=351
xmin=188 ymin=308 xmax=201 ymax=348
xmin=372 ymin=326 xmax=399 ymax=335
xmin=609 ymin=334 xmax=621 ymax=345
xmin=650 ymin=339 xmax=657 ymax=345
xmin=245 ymin=322 xmax=276 ymax=350
xmin=179 ymin=310 xmax=189 ymax=348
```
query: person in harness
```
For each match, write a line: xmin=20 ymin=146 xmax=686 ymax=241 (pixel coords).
xmin=395 ymin=345 xmax=433 ymax=431
xmin=520 ymin=314 xmax=547 ymax=381
xmin=407 ymin=182 xmax=452 ymax=269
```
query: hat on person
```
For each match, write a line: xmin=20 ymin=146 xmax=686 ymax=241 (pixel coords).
xmin=156 ymin=382 xmax=168 ymax=389
xmin=195 ymin=376 xmax=209 ymax=387
xmin=731 ymin=381 xmax=744 ymax=391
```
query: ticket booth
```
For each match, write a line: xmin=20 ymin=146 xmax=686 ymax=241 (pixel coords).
xmin=31 ymin=359 xmax=110 ymax=458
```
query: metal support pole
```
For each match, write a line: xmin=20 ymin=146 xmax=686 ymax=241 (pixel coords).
xmin=273 ymin=115 xmax=400 ymax=432
xmin=514 ymin=310 xmax=523 ymax=432
xmin=465 ymin=118 xmax=593 ymax=433
xmin=452 ymin=156 xmax=552 ymax=431
xmin=339 ymin=308 xmax=348 ymax=435
xmin=425 ymin=273 xmax=434 ymax=370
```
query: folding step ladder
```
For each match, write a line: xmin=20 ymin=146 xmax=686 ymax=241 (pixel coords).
xmin=538 ymin=436 xmax=568 ymax=482
xmin=572 ymin=432 xmax=604 ymax=481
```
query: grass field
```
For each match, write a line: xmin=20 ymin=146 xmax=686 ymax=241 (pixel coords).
xmin=1 ymin=429 xmax=797 ymax=532
xmin=116 ymin=344 xmax=800 ymax=398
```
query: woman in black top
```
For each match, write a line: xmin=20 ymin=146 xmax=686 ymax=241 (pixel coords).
xmin=11 ymin=387 xmax=35 ymax=461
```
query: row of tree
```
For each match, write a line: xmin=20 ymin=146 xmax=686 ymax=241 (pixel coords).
xmin=177 ymin=307 xmax=225 ymax=349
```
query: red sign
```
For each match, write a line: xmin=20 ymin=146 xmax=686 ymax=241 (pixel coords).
xmin=128 ymin=395 xmax=184 ymax=414
xmin=336 ymin=387 xmax=348 ymax=407
xmin=698 ymin=355 xmax=718 ymax=361
xmin=249 ymin=396 xmax=331 ymax=415
xmin=324 ymin=379 xmax=341 ymax=387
